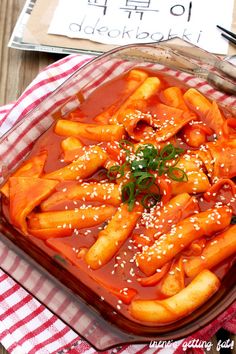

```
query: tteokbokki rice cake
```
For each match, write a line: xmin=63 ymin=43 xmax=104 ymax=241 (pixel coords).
xmin=1 ymin=68 xmax=236 ymax=325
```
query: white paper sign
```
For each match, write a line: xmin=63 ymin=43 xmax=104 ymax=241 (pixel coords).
xmin=48 ymin=0 xmax=235 ymax=54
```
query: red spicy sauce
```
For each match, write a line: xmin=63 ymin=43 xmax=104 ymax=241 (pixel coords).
xmin=2 ymin=68 xmax=235 ymax=325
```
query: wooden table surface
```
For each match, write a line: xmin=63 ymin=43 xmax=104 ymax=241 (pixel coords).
xmin=0 ymin=0 xmax=64 ymax=107
xmin=0 ymin=1 xmax=235 ymax=354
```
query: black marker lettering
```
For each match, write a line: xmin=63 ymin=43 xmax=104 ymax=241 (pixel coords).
xmin=108 ymin=29 xmax=121 ymax=38
xmin=187 ymin=1 xmax=192 ymax=22
xmin=96 ymin=26 xmax=108 ymax=35
xmin=151 ymin=32 xmax=164 ymax=41
xmin=136 ymin=27 xmax=149 ymax=40
xmin=197 ymin=30 xmax=203 ymax=42
xmin=168 ymin=28 xmax=178 ymax=40
xmin=84 ymin=18 xmax=101 ymax=35
xmin=69 ymin=16 xmax=86 ymax=32
xmin=122 ymin=26 xmax=133 ymax=39
xmin=182 ymin=28 xmax=192 ymax=41
xmin=170 ymin=4 xmax=185 ymax=16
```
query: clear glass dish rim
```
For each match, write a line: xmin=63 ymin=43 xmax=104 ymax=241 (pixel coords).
xmin=0 ymin=40 xmax=235 ymax=347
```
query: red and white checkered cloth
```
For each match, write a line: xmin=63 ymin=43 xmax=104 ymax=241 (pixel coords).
xmin=0 ymin=54 xmax=235 ymax=354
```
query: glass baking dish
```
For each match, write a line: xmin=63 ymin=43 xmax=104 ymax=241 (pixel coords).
xmin=0 ymin=38 xmax=236 ymax=350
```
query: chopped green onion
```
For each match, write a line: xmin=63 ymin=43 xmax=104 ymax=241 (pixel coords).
xmin=160 ymin=144 xmax=176 ymax=160
xmin=121 ymin=182 xmax=136 ymax=211
xmin=121 ymin=182 xmax=135 ymax=202
xmin=151 ymin=182 xmax=161 ymax=195
xmin=119 ymin=162 xmax=128 ymax=176
xmin=107 ymin=162 xmax=127 ymax=180
xmin=97 ymin=168 xmax=108 ymax=178
xmin=131 ymin=159 xmax=147 ymax=171
xmin=141 ymin=193 xmax=161 ymax=209
xmin=119 ymin=139 xmax=134 ymax=153
xmin=128 ymin=198 xmax=136 ymax=211
xmin=157 ymin=160 xmax=169 ymax=176
xmin=107 ymin=165 xmax=121 ymax=180
xmin=133 ymin=171 xmax=155 ymax=190
xmin=170 ymin=156 xmax=180 ymax=167
xmin=115 ymin=142 xmax=187 ymax=211
xmin=148 ymin=158 xmax=160 ymax=170
xmin=175 ymin=147 xmax=185 ymax=155
xmin=167 ymin=167 xmax=188 ymax=182
xmin=136 ymin=144 xmax=158 ymax=161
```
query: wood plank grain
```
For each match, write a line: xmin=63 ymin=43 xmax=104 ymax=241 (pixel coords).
xmin=0 ymin=344 xmax=8 ymax=354
xmin=0 ymin=0 xmax=63 ymax=106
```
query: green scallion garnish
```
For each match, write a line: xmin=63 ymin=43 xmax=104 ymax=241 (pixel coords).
xmin=107 ymin=141 xmax=187 ymax=211
xmin=107 ymin=165 xmax=121 ymax=180
xmin=160 ymin=144 xmax=177 ymax=160
xmin=119 ymin=139 xmax=134 ymax=154
xmin=107 ymin=162 xmax=127 ymax=180
xmin=133 ymin=171 xmax=155 ymax=190
xmin=131 ymin=159 xmax=147 ymax=172
xmin=167 ymin=167 xmax=188 ymax=182
xmin=141 ymin=193 xmax=161 ymax=209
xmin=121 ymin=182 xmax=136 ymax=211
